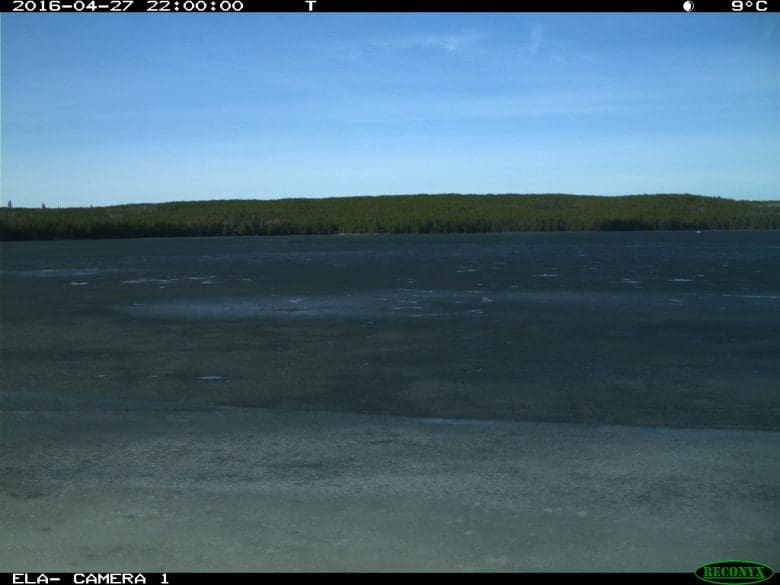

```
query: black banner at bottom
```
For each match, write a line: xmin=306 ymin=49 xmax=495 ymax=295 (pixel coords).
xmin=3 ymin=573 xmax=707 ymax=584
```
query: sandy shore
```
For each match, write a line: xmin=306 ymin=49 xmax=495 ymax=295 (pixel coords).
xmin=2 ymin=390 xmax=777 ymax=572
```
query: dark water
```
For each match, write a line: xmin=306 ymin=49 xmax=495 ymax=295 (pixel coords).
xmin=1 ymin=231 xmax=778 ymax=429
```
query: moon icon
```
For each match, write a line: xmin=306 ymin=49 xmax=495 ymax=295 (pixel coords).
xmin=683 ymin=0 xmax=694 ymax=10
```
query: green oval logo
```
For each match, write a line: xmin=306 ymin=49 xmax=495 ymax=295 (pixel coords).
xmin=695 ymin=560 xmax=775 ymax=585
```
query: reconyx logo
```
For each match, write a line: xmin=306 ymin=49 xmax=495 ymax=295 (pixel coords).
xmin=695 ymin=560 xmax=775 ymax=585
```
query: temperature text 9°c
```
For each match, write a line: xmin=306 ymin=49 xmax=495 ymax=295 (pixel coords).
xmin=732 ymin=0 xmax=769 ymax=9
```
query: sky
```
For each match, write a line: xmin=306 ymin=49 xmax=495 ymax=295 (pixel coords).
xmin=1 ymin=13 xmax=778 ymax=208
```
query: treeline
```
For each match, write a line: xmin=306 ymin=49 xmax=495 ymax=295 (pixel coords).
xmin=1 ymin=194 xmax=778 ymax=241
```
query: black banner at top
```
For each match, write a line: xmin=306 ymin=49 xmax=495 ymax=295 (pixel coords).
xmin=0 ymin=0 xmax=777 ymax=11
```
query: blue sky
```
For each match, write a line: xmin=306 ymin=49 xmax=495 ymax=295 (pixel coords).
xmin=1 ymin=13 xmax=778 ymax=207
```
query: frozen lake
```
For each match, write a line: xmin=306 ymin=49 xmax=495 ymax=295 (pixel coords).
xmin=1 ymin=230 xmax=779 ymax=429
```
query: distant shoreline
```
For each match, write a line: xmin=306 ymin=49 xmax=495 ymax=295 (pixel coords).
xmin=1 ymin=193 xmax=778 ymax=241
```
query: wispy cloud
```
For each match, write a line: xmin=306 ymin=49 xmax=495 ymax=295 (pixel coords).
xmin=516 ymin=24 xmax=589 ymax=64
xmin=372 ymin=31 xmax=486 ymax=53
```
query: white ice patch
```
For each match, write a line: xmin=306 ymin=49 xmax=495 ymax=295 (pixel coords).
xmin=23 ymin=268 xmax=100 ymax=277
xmin=122 ymin=278 xmax=178 ymax=285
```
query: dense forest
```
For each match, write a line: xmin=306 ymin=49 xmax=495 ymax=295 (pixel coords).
xmin=1 ymin=194 xmax=778 ymax=241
